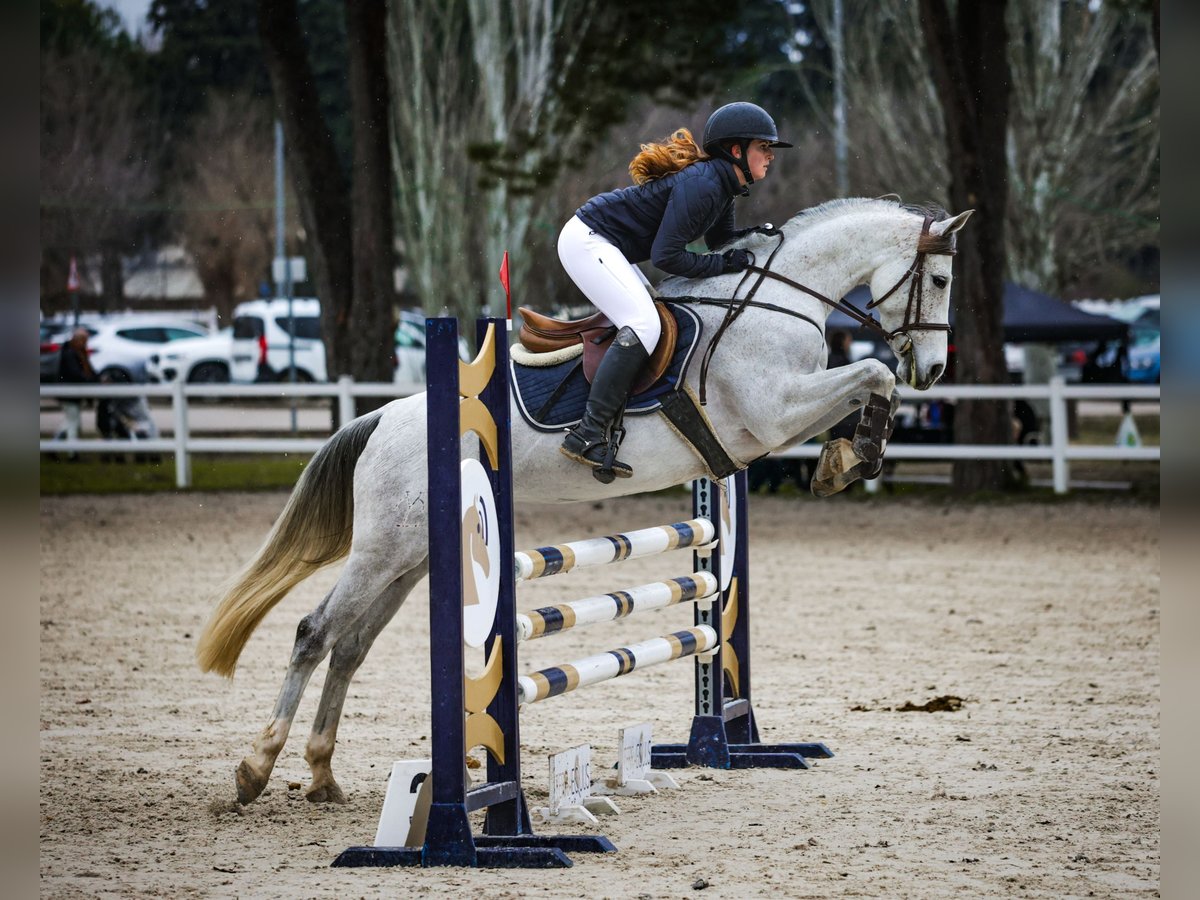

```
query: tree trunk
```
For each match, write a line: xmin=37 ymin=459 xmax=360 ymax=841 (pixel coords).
xmin=100 ymin=243 xmax=124 ymax=314
xmin=257 ymin=0 xmax=353 ymax=378
xmin=193 ymin=245 xmax=239 ymax=325
xmin=919 ymin=0 xmax=1017 ymax=493
xmin=345 ymin=0 xmax=396 ymax=411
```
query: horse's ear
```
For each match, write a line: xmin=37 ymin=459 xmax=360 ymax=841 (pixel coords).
xmin=930 ymin=209 xmax=974 ymax=237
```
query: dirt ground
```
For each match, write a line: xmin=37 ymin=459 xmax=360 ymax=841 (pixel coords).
xmin=40 ymin=490 xmax=1159 ymax=898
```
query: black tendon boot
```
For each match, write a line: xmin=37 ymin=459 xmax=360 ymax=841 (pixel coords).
xmin=560 ymin=326 xmax=650 ymax=483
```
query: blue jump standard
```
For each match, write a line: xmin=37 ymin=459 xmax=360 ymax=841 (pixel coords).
xmin=332 ymin=835 xmax=616 ymax=870
xmin=650 ymin=711 xmax=834 ymax=770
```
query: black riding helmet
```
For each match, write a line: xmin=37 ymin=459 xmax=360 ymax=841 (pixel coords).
xmin=702 ymin=102 xmax=792 ymax=187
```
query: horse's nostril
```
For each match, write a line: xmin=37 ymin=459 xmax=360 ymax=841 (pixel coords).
xmin=928 ymin=363 xmax=944 ymax=382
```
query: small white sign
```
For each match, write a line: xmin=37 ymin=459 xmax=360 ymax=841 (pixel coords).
xmin=373 ymin=759 xmax=433 ymax=847
xmin=532 ymin=744 xmax=619 ymax=825
xmin=460 ymin=458 xmax=501 ymax=648
xmin=272 ymin=256 xmax=307 ymax=284
xmin=594 ymin=723 xmax=679 ymax=797
xmin=618 ymin=722 xmax=654 ymax=783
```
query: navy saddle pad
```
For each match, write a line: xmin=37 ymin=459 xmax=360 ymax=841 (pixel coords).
xmin=511 ymin=303 xmax=702 ymax=433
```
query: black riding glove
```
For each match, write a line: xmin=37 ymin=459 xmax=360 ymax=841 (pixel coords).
xmin=721 ymin=248 xmax=751 ymax=273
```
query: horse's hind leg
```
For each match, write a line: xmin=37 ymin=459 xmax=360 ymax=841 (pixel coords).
xmin=234 ymin=554 xmax=401 ymax=805
xmin=304 ymin=562 xmax=428 ymax=803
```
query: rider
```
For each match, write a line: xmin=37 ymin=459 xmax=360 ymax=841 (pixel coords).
xmin=558 ymin=101 xmax=791 ymax=480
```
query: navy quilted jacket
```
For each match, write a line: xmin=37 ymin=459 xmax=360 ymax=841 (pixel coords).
xmin=575 ymin=159 xmax=750 ymax=279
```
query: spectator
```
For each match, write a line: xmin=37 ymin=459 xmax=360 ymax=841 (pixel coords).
xmin=826 ymin=329 xmax=852 ymax=371
xmin=54 ymin=328 xmax=96 ymax=455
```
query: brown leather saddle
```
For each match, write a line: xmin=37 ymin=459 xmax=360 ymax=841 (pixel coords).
xmin=517 ymin=301 xmax=678 ymax=395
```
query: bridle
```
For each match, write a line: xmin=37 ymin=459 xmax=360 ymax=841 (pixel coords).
xmin=687 ymin=214 xmax=955 ymax=404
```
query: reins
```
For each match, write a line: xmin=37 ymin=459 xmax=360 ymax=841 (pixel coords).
xmin=682 ymin=214 xmax=955 ymax=404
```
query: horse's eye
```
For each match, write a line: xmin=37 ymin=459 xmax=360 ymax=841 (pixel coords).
xmin=932 ymin=275 xmax=948 ymax=290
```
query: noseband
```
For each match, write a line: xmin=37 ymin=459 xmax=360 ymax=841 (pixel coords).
xmin=688 ymin=214 xmax=955 ymax=404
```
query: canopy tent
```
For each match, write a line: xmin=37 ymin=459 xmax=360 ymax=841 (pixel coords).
xmin=826 ymin=282 xmax=1129 ymax=343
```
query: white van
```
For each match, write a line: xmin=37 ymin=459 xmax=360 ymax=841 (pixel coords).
xmin=230 ymin=298 xmax=327 ymax=383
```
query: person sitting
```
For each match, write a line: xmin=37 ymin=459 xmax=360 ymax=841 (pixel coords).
xmin=556 ymin=101 xmax=791 ymax=481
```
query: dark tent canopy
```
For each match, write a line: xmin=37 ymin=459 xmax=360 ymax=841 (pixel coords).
xmin=826 ymin=282 xmax=1128 ymax=343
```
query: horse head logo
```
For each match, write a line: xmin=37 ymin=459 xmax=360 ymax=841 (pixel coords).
xmin=461 ymin=496 xmax=490 ymax=608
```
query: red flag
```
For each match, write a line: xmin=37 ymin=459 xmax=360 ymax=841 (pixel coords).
xmin=67 ymin=256 xmax=80 ymax=293
xmin=498 ymin=251 xmax=511 ymax=323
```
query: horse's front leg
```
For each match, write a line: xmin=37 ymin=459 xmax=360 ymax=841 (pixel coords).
xmin=811 ymin=389 xmax=901 ymax=497
xmin=745 ymin=358 xmax=897 ymax=497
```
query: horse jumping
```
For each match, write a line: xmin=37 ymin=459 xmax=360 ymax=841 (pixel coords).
xmin=195 ymin=197 xmax=971 ymax=806
xmin=332 ymin=322 xmax=827 ymax=867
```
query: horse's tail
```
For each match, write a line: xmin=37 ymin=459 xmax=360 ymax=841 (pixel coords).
xmin=195 ymin=410 xmax=385 ymax=677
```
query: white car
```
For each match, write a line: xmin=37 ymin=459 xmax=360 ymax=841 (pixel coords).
xmin=394 ymin=313 xmax=473 ymax=392
xmin=230 ymin=298 xmax=327 ymax=383
xmin=60 ymin=315 xmax=211 ymax=382
xmin=145 ymin=327 xmax=235 ymax=383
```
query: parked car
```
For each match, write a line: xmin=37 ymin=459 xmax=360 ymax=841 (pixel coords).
xmin=1122 ymin=313 xmax=1160 ymax=384
xmin=145 ymin=327 xmax=235 ymax=383
xmin=394 ymin=311 xmax=474 ymax=391
xmin=41 ymin=314 xmax=210 ymax=382
xmin=229 ymin=298 xmax=327 ymax=383
xmin=393 ymin=313 xmax=427 ymax=392
xmin=1125 ymin=333 xmax=1159 ymax=383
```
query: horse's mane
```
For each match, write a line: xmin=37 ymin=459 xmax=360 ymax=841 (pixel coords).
xmin=675 ymin=197 xmax=955 ymax=278
xmin=720 ymin=196 xmax=955 ymax=254
xmin=781 ymin=196 xmax=949 ymax=233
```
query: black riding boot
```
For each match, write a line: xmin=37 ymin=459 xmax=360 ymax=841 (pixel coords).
xmin=560 ymin=326 xmax=649 ymax=483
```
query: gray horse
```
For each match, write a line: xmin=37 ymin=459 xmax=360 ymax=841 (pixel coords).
xmin=197 ymin=197 xmax=972 ymax=805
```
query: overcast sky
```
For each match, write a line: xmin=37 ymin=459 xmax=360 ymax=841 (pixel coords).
xmin=103 ymin=0 xmax=151 ymax=35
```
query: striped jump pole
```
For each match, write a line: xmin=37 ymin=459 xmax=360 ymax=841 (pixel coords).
xmin=516 ymin=572 xmax=719 ymax=642
xmin=517 ymin=626 xmax=718 ymax=705
xmin=514 ymin=519 xmax=715 ymax=581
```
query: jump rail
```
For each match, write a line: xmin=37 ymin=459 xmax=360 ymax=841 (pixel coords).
xmin=514 ymin=519 xmax=716 ymax=581
xmin=333 ymin=318 xmax=831 ymax=871
xmin=516 ymin=572 xmax=718 ymax=641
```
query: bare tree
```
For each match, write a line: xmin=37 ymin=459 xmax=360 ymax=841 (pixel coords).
xmin=40 ymin=43 xmax=155 ymax=311
xmin=1005 ymin=0 xmax=1159 ymax=296
xmin=804 ymin=0 xmax=1158 ymax=297
xmin=257 ymin=0 xmax=354 ymax=376
xmin=386 ymin=0 xmax=596 ymax=321
xmin=802 ymin=0 xmax=950 ymax=202
xmin=346 ymin=0 xmax=396 ymax=388
xmin=919 ymin=0 xmax=1015 ymax=493
xmin=465 ymin=0 xmax=594 ymax=314
xmin=386 ymin=0 xmax=480 ymax=317
xmin=171 ymin=93 xmax=280 ymax=323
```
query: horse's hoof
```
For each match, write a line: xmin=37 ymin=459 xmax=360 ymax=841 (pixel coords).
xmin=305 ymin=780 xmax=347 ymax=804
xmin=235 ymin=759 xmax=269 ymax=806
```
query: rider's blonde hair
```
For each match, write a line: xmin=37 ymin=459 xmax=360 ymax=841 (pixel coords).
xmin=628 ymin=128 xmax=709 ymax=185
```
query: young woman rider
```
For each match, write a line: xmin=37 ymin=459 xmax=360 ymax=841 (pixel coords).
xmin=556 ymin=101 xmax=791 ymax=481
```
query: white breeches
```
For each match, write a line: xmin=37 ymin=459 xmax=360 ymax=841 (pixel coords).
xmin=557 ymin=215 xmax=661 ymax=353
xmin=57 ymin=400 xmax=82 ymax=441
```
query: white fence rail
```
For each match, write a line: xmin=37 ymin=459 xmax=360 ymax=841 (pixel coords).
xmin=40 ymin=376 xmax=1159 ymax=493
